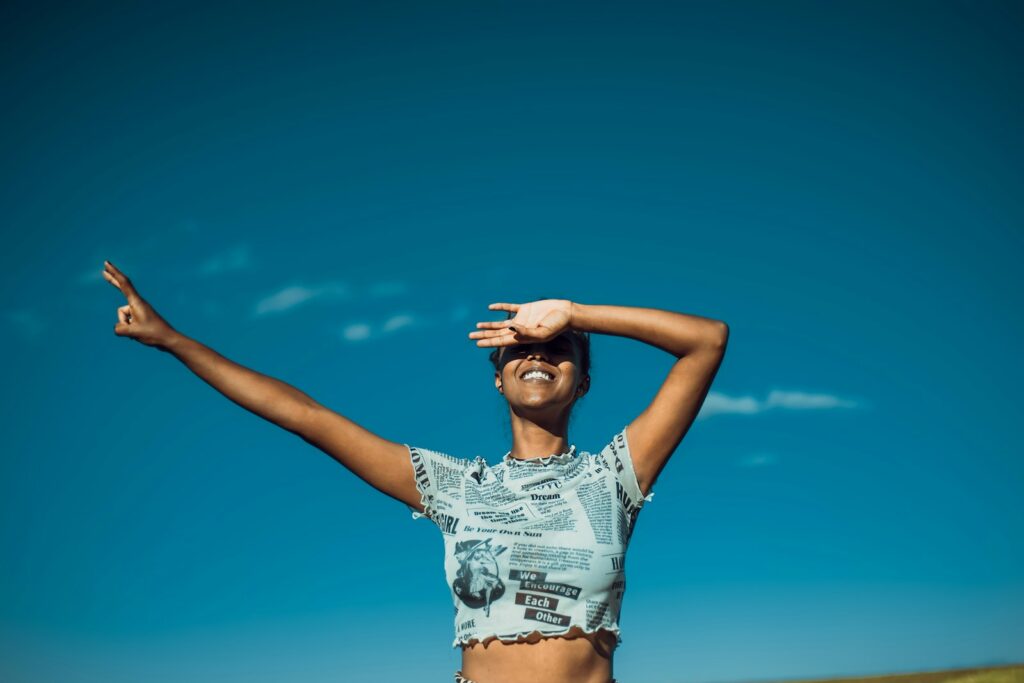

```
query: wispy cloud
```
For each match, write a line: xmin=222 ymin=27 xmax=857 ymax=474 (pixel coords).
xmin=341 ymin=322 xmax=373 ymax=341
xmin=381 ymin=314 xmax=416 ymax=333
xmin=250 ymin=278 xmax=411 ymax=318
xmin=700 ymin=389 xmax=862 ymax=418
xmin=763 ymin=389 xmax=860 ymax=410
xmin=78 ymin=267 xmax=104 ymax=286
xmin=251 ymin=282 xmax=352 ymax=317
xmin=198 ymin=244 xmax=252 ymax=276
xmin=339 ymin=312 xmax=428 ymax=343
xmin=77 ymin=219 xmax=204 ymax=286
xmin=700 ymin=392 xmax=762 ymax=416
xmin=737 ymin=452 xmax=779 ymax=467
xmin=4 ymin=308 xmax=46 ymax=341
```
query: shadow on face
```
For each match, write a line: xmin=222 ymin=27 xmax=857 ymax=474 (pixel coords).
xmin=496 ymin=333 xmax=580 ymax=372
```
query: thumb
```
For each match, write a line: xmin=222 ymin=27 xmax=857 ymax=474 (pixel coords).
xmin=114 ymin=322 xmax=132 ymax=337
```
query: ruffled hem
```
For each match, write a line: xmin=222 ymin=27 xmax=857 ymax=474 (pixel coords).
xmin=453 ymin=623 xmax=622 ymax=649
xmin=502 ymin=445 xmax=579 ymax=468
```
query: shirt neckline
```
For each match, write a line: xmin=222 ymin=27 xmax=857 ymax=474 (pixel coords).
xmin=502 ymin=444 xmax=578 ymax=467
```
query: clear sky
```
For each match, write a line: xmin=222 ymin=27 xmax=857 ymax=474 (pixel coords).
xmin=1 ymin=1 xmax=1022 ymax=681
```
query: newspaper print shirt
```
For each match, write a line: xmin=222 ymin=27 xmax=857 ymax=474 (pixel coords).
xmin=405 ymin=425 xmax=656 ymax=649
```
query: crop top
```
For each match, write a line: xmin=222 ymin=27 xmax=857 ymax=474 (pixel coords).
xmin=404 ymin=425 xmax=656 ymax=649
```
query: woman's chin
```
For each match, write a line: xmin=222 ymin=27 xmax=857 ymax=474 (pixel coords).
xmin=512 ymin=396 xmax=569 ymax=412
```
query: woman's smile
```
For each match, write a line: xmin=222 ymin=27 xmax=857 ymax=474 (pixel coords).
xmin=519 ymin=365 xmax=557 ymax=384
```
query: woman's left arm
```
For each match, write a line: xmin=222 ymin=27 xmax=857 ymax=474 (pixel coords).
xmin=570 ymin=302 xmax=729 ymax=497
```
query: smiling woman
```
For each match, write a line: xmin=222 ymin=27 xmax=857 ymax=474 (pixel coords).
xmin=485 ymin=298 xmax=594 ymax=444
xmin=430 ymin=297 xmax=726 ymax=682
xmin=102 ymin=260 xmax=727 ymax=683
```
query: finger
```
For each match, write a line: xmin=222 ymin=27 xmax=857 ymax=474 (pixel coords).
xmin=102 ymin=269 xmax=123 ymax=291
xmin=474 ymin=320 xmax=519 ymax=330
xmin=104 ymin=261 xmax=143 ymax=305
xmin=487 ymin=303 xmax=520 ymax=313
xmin=468 ymin=328 xmax=517 ymax=340
xmin=117 ymin=305 xmax=133 ymax=324
xmin=474 ymin=330 xmax=518 ymax=348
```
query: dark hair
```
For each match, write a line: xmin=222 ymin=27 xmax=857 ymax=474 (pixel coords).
xmin=487 ymin=301 xmax=591 ymax=378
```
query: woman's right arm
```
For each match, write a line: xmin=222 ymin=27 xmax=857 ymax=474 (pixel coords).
xmin=102 ymin=260 xmax=423 ymax=511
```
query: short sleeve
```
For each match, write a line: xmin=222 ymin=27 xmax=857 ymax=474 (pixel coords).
xmin=599 ymin=424 xmax=656 ymax=512
xmin=404 ymin=444 xmax=472 ymax=526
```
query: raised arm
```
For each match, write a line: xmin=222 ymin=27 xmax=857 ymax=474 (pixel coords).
xmin=101 ymin=260 xmax=421 ymax=510
xmin=570 ymin=302 xmax=728 ymax=496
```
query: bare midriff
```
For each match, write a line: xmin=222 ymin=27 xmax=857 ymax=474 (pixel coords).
xmin=459 ymin=625 xmax=617 ymax=683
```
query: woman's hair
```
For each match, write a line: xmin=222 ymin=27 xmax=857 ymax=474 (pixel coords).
xmin=486 ymin=299 xmax=591 ymax=378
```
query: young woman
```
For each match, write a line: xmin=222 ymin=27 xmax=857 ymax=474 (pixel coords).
xmin=102 ymin=260 xmax=728 ymax=683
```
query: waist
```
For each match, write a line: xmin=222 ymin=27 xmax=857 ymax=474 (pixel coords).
xmin=460 ymin=626 xmax=617 ymax=683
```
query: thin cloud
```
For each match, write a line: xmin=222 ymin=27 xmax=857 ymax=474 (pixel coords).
xmin=382 ymin=314 xmax=416 ymax=333
xmin=699 ymin=389 xmax=861 ymax=418
xmin=339 ymin=312 xmax=426 ymax=343
xmin=252 ymin=282 xmax=351 ymax=317
xmin=198 ymin=244 xmax=252 ymax=276
xmin=341 ymin=322 xmax=373 ymax=342
xmin=4 ymin=309 xmax=46 ymax=340
xmin=251 ymin=280 xmax=409 ymax=318
xmin=700 ymin=392 xmax=762 ymax=417
xmin=763 ymin=389 xmax=859 ymax=410
xmin=737 ymin=452 xmax=778 ymax=467
xmin=78 ymin=266 xmax=105 ymax=286
xmin=78 ymin=220 xmax=203 ymax=287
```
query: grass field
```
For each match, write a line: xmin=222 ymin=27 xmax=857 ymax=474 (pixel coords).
xmin=771 ymin=664 xmax=1024 ymax=683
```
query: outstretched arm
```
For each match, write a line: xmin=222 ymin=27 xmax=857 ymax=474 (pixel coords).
xmin=101 ymin=261 xmax=421 ymax=509
xmin=571 ymin=302 xmax=728 ymax=496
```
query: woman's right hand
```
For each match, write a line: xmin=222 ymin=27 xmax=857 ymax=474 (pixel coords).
xmin=102 ymin=260 xmax=178 ymax=348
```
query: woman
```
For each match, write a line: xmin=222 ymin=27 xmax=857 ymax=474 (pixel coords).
xmin=102 ymin=260 xmax=729 ymax=683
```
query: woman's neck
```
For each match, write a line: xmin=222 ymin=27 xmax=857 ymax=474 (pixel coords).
xmin=506 ymin=419 xmax=572 ymax=460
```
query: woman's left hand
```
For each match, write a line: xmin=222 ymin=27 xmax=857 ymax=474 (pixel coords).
xmin=469 ymin=299 xmax=575 ymax=348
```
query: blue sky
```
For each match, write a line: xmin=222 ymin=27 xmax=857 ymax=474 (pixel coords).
xmin=2 ymin=1 xmax=1022 ymax=681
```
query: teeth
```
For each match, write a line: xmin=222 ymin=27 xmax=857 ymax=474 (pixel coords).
xmin=523 ymin=370 xmax=554 ymax=381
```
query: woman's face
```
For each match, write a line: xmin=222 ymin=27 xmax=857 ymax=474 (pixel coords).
xmin=494 ymin=333 xmax=589 ymax=412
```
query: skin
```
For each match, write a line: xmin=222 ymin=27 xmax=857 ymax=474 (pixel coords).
xmin=492 ymin=326 xmax=590 ymax=464
xmin=102 ymin=262 xmax=729 ymax=683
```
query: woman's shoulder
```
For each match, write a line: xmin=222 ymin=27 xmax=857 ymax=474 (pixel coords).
xmin=409 ymin=444 xmax=490 ymax=479
xmin=409 ymin=443 xmax=474 ymax=464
